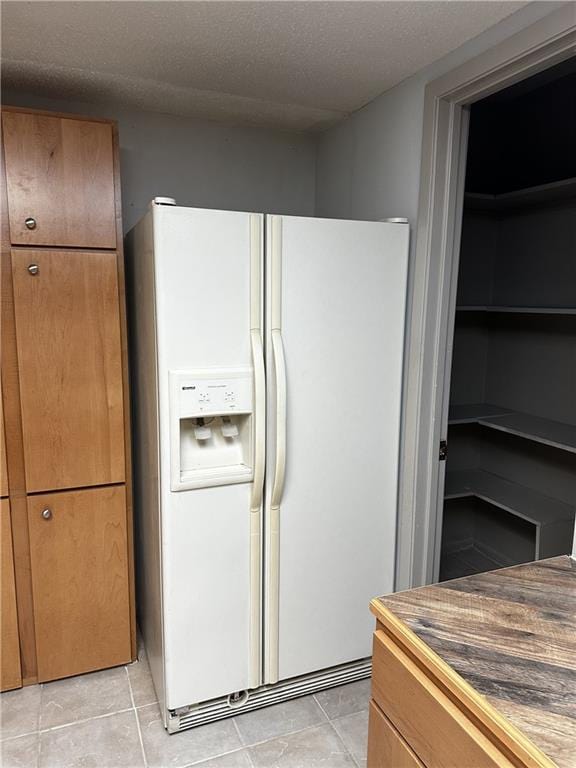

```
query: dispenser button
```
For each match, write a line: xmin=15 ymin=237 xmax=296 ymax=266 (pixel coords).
xmin=221 ymin=421 xmax=239 ymax=438
xmin=194 ymin=424 xmax=212 ymax=440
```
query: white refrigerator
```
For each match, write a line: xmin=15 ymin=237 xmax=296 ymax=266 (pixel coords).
xmin=125 ymin=200 xmax=409 ymax=731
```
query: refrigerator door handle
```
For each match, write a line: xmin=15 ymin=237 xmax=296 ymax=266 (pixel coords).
xmin=250 ymin=329 xmax=266 ymax=513
xmin=270 ymin=328 xmax=287 ymax=510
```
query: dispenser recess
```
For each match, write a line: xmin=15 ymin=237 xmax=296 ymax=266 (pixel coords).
xmin=170 ymin=368 xmax=254 ymax=490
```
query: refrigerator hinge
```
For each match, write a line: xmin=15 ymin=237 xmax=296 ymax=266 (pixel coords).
xmin=439 ymin=440 xmax=448 ymax=461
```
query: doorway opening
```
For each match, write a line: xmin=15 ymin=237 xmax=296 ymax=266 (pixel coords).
xmin=397 ymin=8 xmax=576 ymax=589
xmin=438 ymin=59 xmax=576 ymax=580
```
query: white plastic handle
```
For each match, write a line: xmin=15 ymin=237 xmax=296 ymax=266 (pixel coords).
xmin=270 ymin=329 xmax=287 ymax=511
xmin=250 ymin=330 xmax=266 ymax=513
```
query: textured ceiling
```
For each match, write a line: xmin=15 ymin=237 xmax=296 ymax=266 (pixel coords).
xmin=2 ymin=1 xmax=527 ymax=131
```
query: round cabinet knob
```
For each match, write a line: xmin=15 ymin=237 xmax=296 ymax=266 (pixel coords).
xmin=28 ymin=264 xmax=39 ymax=276
xmin=24 ymin=217 xmax=37 ymax=230
xmin=41 ymin=508 xmax=52 ymax=520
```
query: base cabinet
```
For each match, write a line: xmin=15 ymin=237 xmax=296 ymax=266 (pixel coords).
xmin=1 ymin=499 xmax=22 ymax=691
xmin=368 ymin=701 xmax=424 ymax=768
xmin=27 ymin=485 xmax=131 ymax=682
xmin=367 ymin=618 xmax=555 ymax=768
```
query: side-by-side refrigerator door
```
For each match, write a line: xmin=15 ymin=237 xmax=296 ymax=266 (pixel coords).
xmin=154 ymin=206 xmax=265 ymax=710
xmin=264 ymin=215 xmax=409 ymax=684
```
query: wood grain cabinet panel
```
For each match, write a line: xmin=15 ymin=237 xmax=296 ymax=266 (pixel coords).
xmin=368 ymin=701 xmax=424 ymax=768
xmin=1 ymin=392 xmax=8 ymax=497
xmin=372 ymin=630 xmax=517 ymax=768
xmin=27 ymin=485 xmax=131 ymax=682
xmin=1 ymin=499 xmax=22 ymax=691
xmin=2 ymin=112 xmax=116 ymax=248
xmin=12 ymin=249 xmax=125 ymax=492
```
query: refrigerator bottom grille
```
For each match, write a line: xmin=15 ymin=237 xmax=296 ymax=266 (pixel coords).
xmin=167 ymin=658 xmax=372 ymax=733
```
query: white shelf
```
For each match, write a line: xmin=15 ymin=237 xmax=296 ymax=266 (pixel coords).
xmin=449 ymin=406 xmax=576 ymax=454
xmin=464 ymin=177 xmax=576 ymax=211
xmin=444 ymin=469 xmax=574 ymax=527
xmin=456 ymin=306 xmax=576 ymax=315
xmin=448 ymin=403 xmax=514 ymax=425
xmin=478 ymin=412 xmax=576 ymax=455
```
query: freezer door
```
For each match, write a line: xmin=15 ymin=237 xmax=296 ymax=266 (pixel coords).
xmin=264 ymin=215 xmax=409 ymax=683
xmin=151 ymin=206 xmax=265 ymax=709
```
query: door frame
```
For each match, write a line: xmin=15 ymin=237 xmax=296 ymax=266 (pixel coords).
xmin=397 ymin=6 xmax=576 ymax=589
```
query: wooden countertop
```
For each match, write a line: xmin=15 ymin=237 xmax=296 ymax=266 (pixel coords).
xmin=371 ymin=556 xmax=576 ymax=768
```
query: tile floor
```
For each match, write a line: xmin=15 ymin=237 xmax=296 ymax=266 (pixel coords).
xmin=0 ymin=644 xmax=370 ymax=768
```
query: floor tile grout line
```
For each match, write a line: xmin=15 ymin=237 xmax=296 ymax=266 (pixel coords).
xmin=231 ymin=716 xmax=246 ymax=747
xmin=238 ymin=720 xmax=336 ymax=751
xmin=181 ymin=745 xmax=252 ymax=768
xmin=245 ymin=745 xmax=256 ymax=768
xmin=180 ymin=720 xmax=339 ymax=768
xmin=313 ymin=691 xmax=369 ymax=725
xmin=42 ymin=707 xmax=135 ymax=735
xmin=330 ymin=710 xmax=368 ymax=726
xmin=126 ymin=666 xmax=148 ymax=768
xmin=231 ymin=718 xmax=256 ymax=768
xmin=36 ymin=720 xmax=42 ymax=767
xmin=179 ymin=718 xmax=341 ymax=767
xmin=312 ymin=693 xmax=332 ymax=723
xmin=0 ymin=704 xmax=138 ymax=743
xmin=234 ymin=715 xmax=259 ymax=759
xmin=1 ymin=730 xmax=41 ymax=744
xmin=37 ymin=682 xmax=44 ymax=765
xmin=327 ymin=719 xmax=360 ymax=767
xmin=2 ymin=680 xmax=367 ymax=765
xmin=53 ymin=705 xmax=136 ymax=733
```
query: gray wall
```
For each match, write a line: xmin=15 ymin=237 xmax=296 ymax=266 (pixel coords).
xmin=2 ymin=92 xmax=317 ymax=232
xmin=4 ymin=4 xmax=562 ymax=236
xmin=315 ymin=2 xmax=566 ymax=224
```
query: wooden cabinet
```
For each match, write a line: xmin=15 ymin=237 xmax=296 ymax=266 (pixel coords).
xmin=27 ymin=486 xmax=131 ymax=681
xmin=368 ymin=702 xmax=424 ymax=768
xmin=1 ymin=499 xmax=21 ymax=691
xmin=1 ymin=393 xmax=8 ymax=497
xmin=368 ymin=612 xmax=556 ymax=768
xmin=371 ymin=629 xmax=514 ymax=768
xmin=1 ymin=106 xmax=134 ymax=687
xmin=12 ymin=249 xmax=125 ymax=492
xmin=2 ymin=112 xmax=116 ymax=249
xmin=1 ymin=391 xmax=21 ymax=692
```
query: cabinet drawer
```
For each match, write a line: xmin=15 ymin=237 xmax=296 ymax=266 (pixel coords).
xmin=372 ymin=629 xmax=516 ymax=768
xmin=368 ymin=700 xmax=424 ymax=768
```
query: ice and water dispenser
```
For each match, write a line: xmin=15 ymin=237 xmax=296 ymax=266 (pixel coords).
xmin=170 ymin=368 xmax=254 ymax=491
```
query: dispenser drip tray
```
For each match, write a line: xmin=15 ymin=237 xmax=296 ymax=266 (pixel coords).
xmin=179 ymin=414 xmax=252 ymax=487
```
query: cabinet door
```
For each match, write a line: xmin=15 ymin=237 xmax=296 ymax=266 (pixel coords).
xmin=28 ymin=485 xmax=131 ymax=681
xmin=1 ymin=499 xmax=22 ymax=691
xmin=12 ymin=249 xmax=125 ymax=492
xmin=2 ymin=111 xmax=116 ymax=248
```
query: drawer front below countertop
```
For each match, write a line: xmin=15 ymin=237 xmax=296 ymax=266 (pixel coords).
xmin=368 ymin=700 xmax=424 ymax=768
xmin=371 ymin=629 xmax=518 ymax=768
